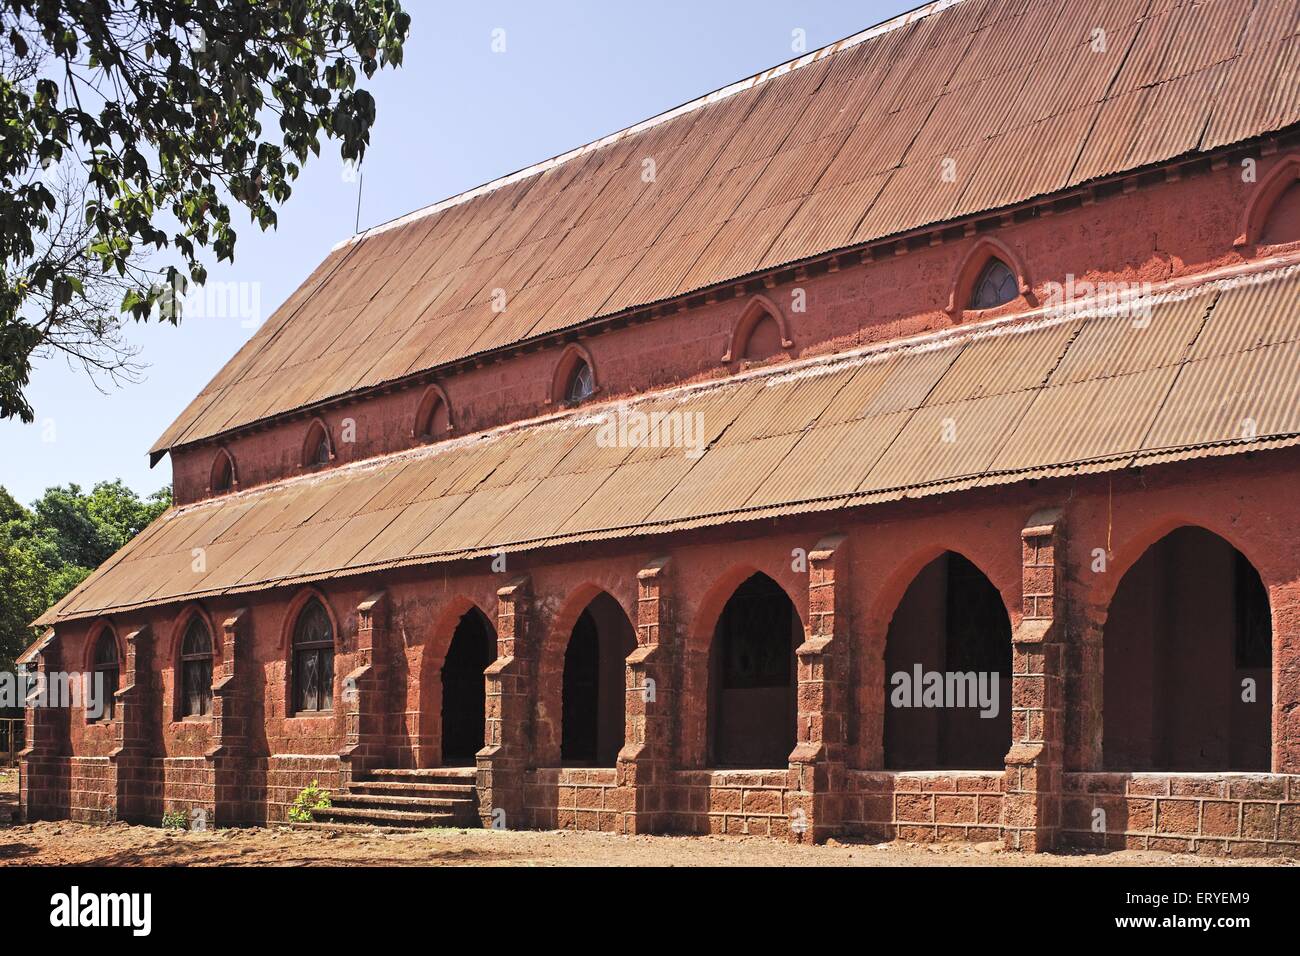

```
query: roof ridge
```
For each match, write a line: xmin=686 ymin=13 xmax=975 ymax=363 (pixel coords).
xmin=334 ymin=0 xmax=965 ymax=251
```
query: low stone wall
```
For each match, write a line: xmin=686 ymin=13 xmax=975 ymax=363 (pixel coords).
xmin=1061 ymin=772 xmax=1300 ymax=857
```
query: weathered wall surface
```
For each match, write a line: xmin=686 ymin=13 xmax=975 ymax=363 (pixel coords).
xmin=167 ymin=149 xmax=1300 ymax=504
xmin=24 ymin=447 xmax=1300 ymax=855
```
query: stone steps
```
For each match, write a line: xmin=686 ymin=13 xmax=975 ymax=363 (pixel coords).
xmin=291 ymin=767 xmax=480 ymax=832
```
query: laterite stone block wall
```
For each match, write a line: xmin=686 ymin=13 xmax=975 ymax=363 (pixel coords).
xmin=1061 ymin=773 xmax=1300 ymax=857
xmin=524 ymin=768 xmax=628 ymax=832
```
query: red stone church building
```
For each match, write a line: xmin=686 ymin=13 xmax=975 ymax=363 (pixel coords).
xmin=21 ymin=0 xmax=1300 ymax=855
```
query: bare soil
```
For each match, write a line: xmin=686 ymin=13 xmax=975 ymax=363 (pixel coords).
xmin=0 ymin=818 xmax=1293 ymax=867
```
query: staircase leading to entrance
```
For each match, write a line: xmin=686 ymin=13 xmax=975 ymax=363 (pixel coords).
xmin=294 ymin=767 xmax=479 ymax=832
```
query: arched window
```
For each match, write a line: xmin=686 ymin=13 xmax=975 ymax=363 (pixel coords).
xmin=565 ymin=360 xmax=595 ymax=404
xmin=560 ymin=593 xmax=636 ymax=767
xmin=415 ymin=387 xmax=452 ymax=442
xmin=969 ymin=258 xmax=1018 ymax=310
xmin=708 ymin=573 xmax=799 ymax=767
xmin=90 ymin=631 xmax=120 ymax=722
xmin=179 ymin=616 xmax=213 ymax=718
xmin=883 ymin=552 xmax=1011 ymax=770
xmin=292 ymin=598 xmax=334 ymax=714
xmin=300 ymin=421 xmax=330 ymax=468
xmin=210 ymin=449 xmax=235 ymax=494
xmin=1260 ymin=180 xmax=1300 ymax=246
xmin=1103 ymin=527 xmax=1271 ymax=771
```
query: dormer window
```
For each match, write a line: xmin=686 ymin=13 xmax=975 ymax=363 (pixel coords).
xmin=970 ymin=259 xmax=1018 ymax=310
xmin=209 ymin=448 xmax=236 ymax=494
xmin=303 ymin=420 xmax=332 ymax=469
xmin=414 ymin=385 xmax=453 ymax=443
xmin=565 ymin=361 xmax=595 ymax=404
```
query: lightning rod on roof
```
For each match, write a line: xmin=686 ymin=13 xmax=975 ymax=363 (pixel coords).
xmin=354 ymin=166 xmax=364 ymax=236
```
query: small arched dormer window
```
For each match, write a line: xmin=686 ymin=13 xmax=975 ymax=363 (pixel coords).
xmin=90 ymin=630 xmax=120 ymax=722
xmin=565 ymin=361 xmax=595 ymax=404
xmin=303 ymin=420 xmax=332 ymax=469
xmin=723 ymin=295 xmax=793 ymax=365
xmin=414 ymin=385 xmax=452 ymax=442
xmin=970 ymin=258 xmax=1018 ymax=310
xmin=292 ymin=598 xmax=334 ymax=714
xmin=209 ymin=449 xmax=236 ymax=495
xmin=179 ymin=616 xmax=213 ymax=718
xmin=1260 ymin=179 xmax=1300 ymax=246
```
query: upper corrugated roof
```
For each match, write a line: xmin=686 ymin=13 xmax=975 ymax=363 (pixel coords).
xmin=47 ymin=259 xmax=1300 ymax=625
xmin=151 ymin=0 xmax=1300 ymax=454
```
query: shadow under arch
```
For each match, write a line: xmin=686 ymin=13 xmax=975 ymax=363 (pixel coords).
xmin=542 ymin=586 xmax=637 ymax=768
xmin=881 ymin=550 xmax=1013 ymax=770
xmin=1102 ymin=524 xmax=1272 ymax=772
xmin=416 ymin=596 xmax=497 ymax=768
xmin=705 ymin=570 xmax=803 ymax=768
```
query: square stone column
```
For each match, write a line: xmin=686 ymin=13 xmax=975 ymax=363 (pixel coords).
xmin=788 ymin=534 xmax=849 ymax=843
xmin=109 ymin=626 xmax=153 ymax=822
xmin=619 ymin=556 xmax=675 ymax=834
xmin=478 ymin=576 xmax=535 ymax=829
xmin=1003 ymin=509 xmax=1066 ymax=851
xmin=339 ymin=592 xmax=389 ymax=786
xmin=18 ymin=630 xmax=66 ymax=822
xmin=206 ymin=609 xmax=249 ymax=825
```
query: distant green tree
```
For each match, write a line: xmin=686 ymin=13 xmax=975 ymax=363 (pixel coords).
xmin=0 ymin=480 xmax=169 ymax=676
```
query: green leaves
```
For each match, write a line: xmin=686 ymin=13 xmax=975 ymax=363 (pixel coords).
xmin=0 ymin=480 xmax=171 ymax=672
xmin=0 ymin=0 xmax=410 ymax=421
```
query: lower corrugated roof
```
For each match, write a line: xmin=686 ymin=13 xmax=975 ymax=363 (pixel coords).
xmin=40 ymin=260 xmax=1300 ymax=625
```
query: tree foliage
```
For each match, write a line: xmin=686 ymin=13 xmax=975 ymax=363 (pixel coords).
xmin=0 ymin=0 xmax=410 ymax=420
xmin=0 ymin=479 xmax=170 ymax=675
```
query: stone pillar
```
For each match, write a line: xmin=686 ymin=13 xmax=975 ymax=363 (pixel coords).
xmin=207 ymin=609 xmax=249 ymax=825
xmin=1003 ymin=509 xmax=1066 ymax=852
xmin=788 ymin=534 xmax=849 ymax=843
xmin=109 ymin=626 xmax=152 ymax=823
xmin=1271 ymin=580 xmax=1300 ymax=773
xmin=478 ymin=576 xmax=535 ymax=829
xmin=18 ymin=630 xmax=65 ymax=822
xmin=339 ymin=592 xmax=389 ymax=786
xmin=619 ymin=556 xmax=675 ymax=834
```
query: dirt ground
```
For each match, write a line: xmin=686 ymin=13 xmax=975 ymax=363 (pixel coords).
xmin=0 ymin=815 xmax=1293 ymax=867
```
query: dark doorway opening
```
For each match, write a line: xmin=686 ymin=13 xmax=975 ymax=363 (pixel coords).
xmin=441 ymin=608 xmax=494 ymax=765
xmin=560 ymin=593 xmax=636 ymax=766
xmin=1103 ymin=527 xmax=1271 ymax=771
xmin=883 ymin=552 xmax=1012 ymax=770
xmin=708 ymin=573 xmax=800 ymax=768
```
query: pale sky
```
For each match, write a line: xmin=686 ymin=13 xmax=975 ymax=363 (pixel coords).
xmin=0 ymin=1 xmax=913 ymax=506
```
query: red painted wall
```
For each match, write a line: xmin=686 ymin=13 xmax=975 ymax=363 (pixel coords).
xmin=167 ymin=149 xmax=1300 ymax=505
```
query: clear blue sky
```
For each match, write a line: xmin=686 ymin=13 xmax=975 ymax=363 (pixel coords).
xmin=0 ymin=1 xmax=914 ymax=506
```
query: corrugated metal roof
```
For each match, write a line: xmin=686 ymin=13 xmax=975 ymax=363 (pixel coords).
xmin=151 ymin=0 xmax=1300 ymax=454
xmin=42 ymin=261 xmax=1300 ymax=626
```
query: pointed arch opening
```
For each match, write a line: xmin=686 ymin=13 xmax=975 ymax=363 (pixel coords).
xmin=208 ymin=448 xmax=236 ymax=495
xmin=1236 ymin=156 xmax=1300 ymax=250
xmin=301 ymin=418 xmax=333 ymax=469
xmin=883 ymin=552 xmax=1012 ymax=770
xmin=413 ymin=384 xmax=453 ymax=443
xmin=440 ymin=606 xmax=495 ymax=765
xmin=177 ymin=612 xmax=214 ymax=719
xmin=947 ymin=236 xmax=1030 ymax=316
xmin=707 ymin=572 xmax=800 ymax=768
xmin=560 ymin=591 xmax=636 ymax=767
xmin=723 ymin=294 xmax=793 ymax=365
xmin=87 ymin=625 xmax=120 ymax=723
xmin=290 ymin=596 xmax=335 ymax=715
xmin=1103 ymin=526 xmax=1271 ymax=772
xmin=551 ymin=343 xmax=598 ymax=406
